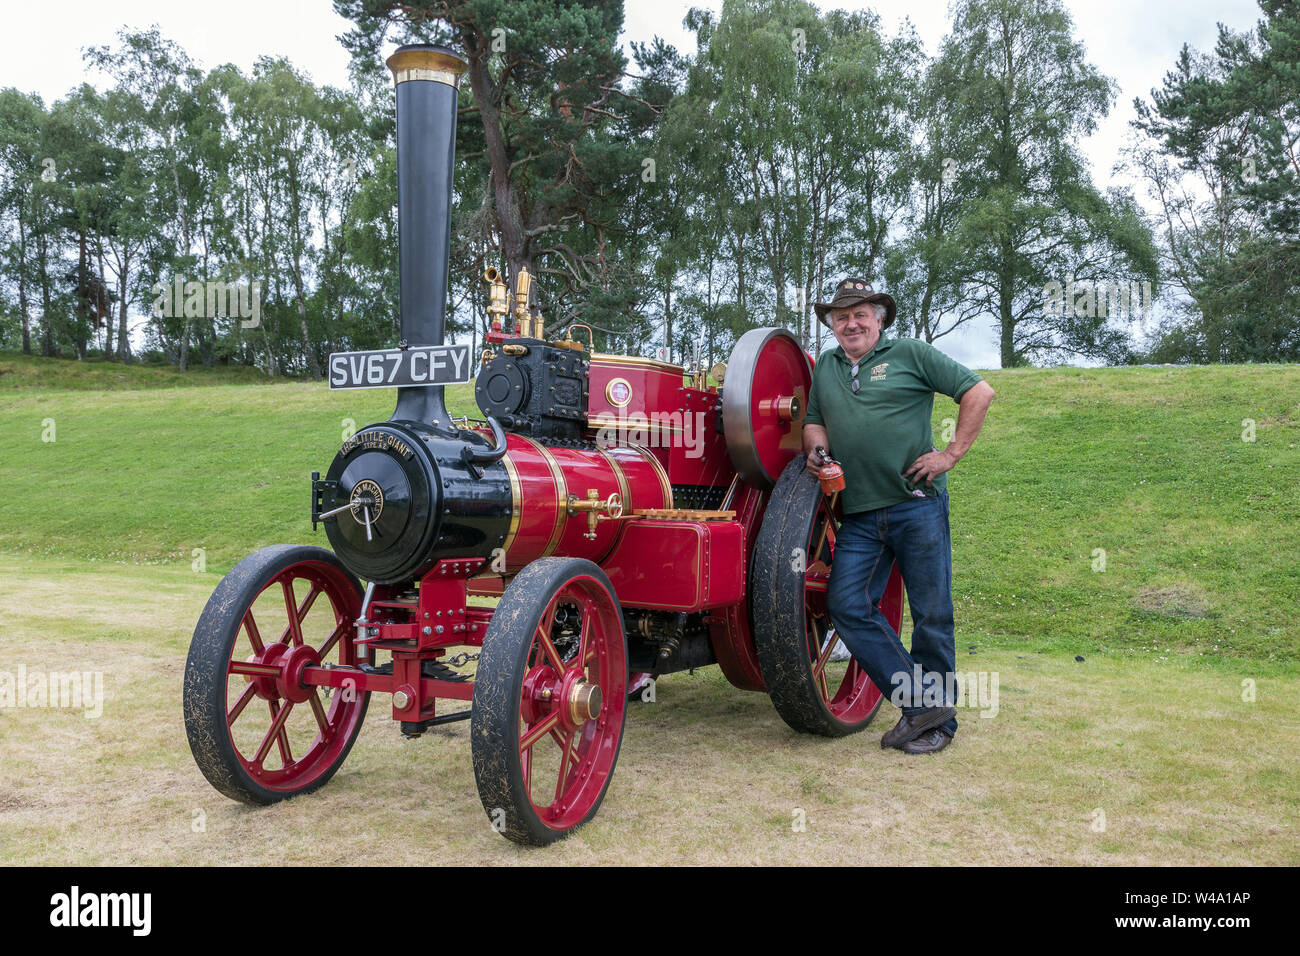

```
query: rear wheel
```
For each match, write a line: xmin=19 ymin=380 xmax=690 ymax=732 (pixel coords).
xmin=183 ymin=545 xmax=370 ymax=804
xmin=750 ymin=457 xmax=903 ymax=736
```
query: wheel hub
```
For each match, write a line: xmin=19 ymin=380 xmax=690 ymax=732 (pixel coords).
xmin=520 ymin=666 xmax=602 ymax=731
xmin=566 ymin=677 xmax=602 ymax=727
xmin=244 ymin=643 xmax=288 ymax=701
xmin=241 ymin=642 xmax=321 ymax=703
xmin=520 ymin=665 xmax=560 ymax=724
xmin=278 ymin=644 xmax=321 ymax=703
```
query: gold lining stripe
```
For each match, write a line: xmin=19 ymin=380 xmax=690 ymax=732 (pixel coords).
xmin=720 ymin=474 xmax=741 ymax=511
xmin=594 ymin=447 xmax=632 ymax=516
xmin=516 ymin=435 xmax=568 ymax=557
xmin=620 ymin=598 xmax=700 ymax=611
xmin=499 ymin=449 xmax=522 ymax=558
xmin=624 ymin=444 xmax=674 ymax=509
xmin=587 ymin=414 xmax=686 ymax=434
xmin=590 ymin=353 xmax=684 ymax=372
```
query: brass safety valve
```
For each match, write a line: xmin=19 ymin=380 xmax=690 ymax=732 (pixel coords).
xmin=484 ymin=267 xmax=508 ymax=331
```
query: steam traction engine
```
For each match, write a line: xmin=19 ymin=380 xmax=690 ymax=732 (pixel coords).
xmin=182 ymin=44 xmax=904 ymax=845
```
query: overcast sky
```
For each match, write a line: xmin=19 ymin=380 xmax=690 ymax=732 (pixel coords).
xmin=0 ymin=0 xmax=1267 ymax=368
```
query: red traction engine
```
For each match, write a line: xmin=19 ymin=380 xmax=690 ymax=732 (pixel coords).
xmin=182 ymin=44 xmax=904 ymax=845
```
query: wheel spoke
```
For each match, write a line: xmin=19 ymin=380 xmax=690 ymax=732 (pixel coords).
xmin=227 ymin=684 xmax=257 ymax=726
xmin=256 ymin=699 xmax=294 ymax=767
xmin=317 ymin=620 xmax=350 ymax=661
xmin=811 ymin=494 xmax=837 ymax=562
xmin=307 ymin=689 xmax=330 ymax=735
xmin=577 ymin=598 xmax=597 ymax=671
xmin=272 ymin=580 xmax=322 ymax=647
xmin=531 ymin=593 xmax=568 ymax=671
xmin=811 ymin=495 xmax=845 ymax=709
xmin=844 ymin=659 xmax=860 ymax=698
xmin=273 ymin=707 xmax=294 ymax=766
xmin=535 ymin=627 xmax=565 ymax=674
xmin=553 ymin=730 xmax=578 ymax=804
xmin=243 ymin=611 xmax=265 ymax=655
xmin=282 ymin=580 xmax=305 ymax=647
xmin=519 ymin=711 xmax=561 ymax=752
xmin=298 ymin=584 xmax=322 ymax=619
xmin=811 ymin=617 xmax=836 ymax=678
xmin=228 ymin=660 xmax=275 ymax=677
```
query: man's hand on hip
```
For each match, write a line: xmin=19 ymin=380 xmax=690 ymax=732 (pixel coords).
xmin=904 ymin=448 xmax=958 ymax=488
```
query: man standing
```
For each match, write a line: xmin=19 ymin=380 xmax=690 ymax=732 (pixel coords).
xmin=803 ymin=278 xmax=995 ymax=755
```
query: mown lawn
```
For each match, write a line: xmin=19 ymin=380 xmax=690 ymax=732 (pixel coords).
xmin=0 ymin=556 xmax=1294 ymax=866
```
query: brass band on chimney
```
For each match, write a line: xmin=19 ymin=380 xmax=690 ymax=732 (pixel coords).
xmin=386 ymin=47 xmax=469 ymax=88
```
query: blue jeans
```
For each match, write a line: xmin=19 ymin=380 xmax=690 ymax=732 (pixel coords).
xmin=826 ymin=492 xmax=958 ymax=737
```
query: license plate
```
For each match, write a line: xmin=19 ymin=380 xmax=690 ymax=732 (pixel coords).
xmin=327 ymin=345 xmax=473 ymax=390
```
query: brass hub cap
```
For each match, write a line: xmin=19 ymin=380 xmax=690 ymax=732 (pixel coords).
xmin=567 ymin=678 xmax=602 ymax=725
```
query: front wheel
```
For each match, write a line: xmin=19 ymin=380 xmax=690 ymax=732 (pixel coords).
xmin=183 ymin=545 xmax=370 ymax=805
xmin=471 ymin=558 xmax=628 ymax=845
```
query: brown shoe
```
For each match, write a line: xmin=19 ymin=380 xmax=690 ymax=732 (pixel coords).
xmin=901 ymin=729 xmax=953 ymax=755
xmin=879 ymin=707 xmax=956 ymax=750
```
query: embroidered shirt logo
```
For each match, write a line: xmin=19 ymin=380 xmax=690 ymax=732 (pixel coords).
xmin=870 ymin=362 xmax=889 ymax=382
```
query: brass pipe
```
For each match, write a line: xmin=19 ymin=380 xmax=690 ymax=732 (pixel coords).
xmin=514 ymin=268 xmax=532 ymax=334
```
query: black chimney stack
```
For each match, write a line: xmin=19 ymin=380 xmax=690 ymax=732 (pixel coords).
xmin=386 ymin=44 xmax=468 ymax=428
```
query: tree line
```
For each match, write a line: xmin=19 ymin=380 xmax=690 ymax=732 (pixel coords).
xmin=0 ymin=0 xmax=1295 ymax=372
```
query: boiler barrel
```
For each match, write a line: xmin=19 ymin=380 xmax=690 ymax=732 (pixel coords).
xmin=495 ymin=435 xmax=672 ymax=572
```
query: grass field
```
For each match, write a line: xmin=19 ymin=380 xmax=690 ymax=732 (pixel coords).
xmin=0 ymin=351 xmax=1297 ymax=864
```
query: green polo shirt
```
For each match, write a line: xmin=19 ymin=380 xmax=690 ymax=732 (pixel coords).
xmin=804 ymin=334 xmax=983 ymax=514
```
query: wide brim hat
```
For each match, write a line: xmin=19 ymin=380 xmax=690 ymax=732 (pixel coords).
xmin=813 ymin=277 xmax=896 ymax=329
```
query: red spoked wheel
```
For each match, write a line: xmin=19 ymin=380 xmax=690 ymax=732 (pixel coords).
xmin=183 ymin=545 xmax=370 ymax=804
xmin=472 ymin=558 xmax=628 ymax=845
xmin=750 ymin=456 xmax=902 ymax=736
